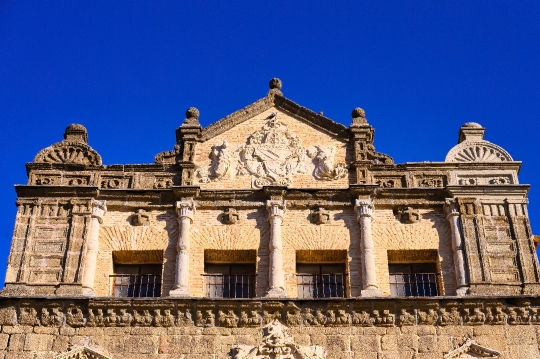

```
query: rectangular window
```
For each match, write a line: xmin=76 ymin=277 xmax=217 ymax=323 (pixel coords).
xmin=204 ymin=263 xmax=256 ymax=298
xmin=389 ymin=263 xmax=440 ymax=297
xmin=111 ymin=264 xmax=162 ymax=298
xmin=296 ymin=263 xmax=346 ymax=298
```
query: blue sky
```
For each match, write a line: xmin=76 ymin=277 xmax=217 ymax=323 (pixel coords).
xmin=1 ymin=1 xmax=539 ymax=280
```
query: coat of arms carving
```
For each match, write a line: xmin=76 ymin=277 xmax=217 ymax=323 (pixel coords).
xmin=197 ymin=115 xmax=347 ymax=188
xmin=232 ymin=319 xmax=326 ymax=359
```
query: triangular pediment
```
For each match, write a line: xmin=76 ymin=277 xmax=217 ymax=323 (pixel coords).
xmin=201 ymin=88 xmax=349 ymax=142
xmin=54 ymin=346 xmax=111 ymax=359
xmin=444 ymin=338 xmax=500 ymax=358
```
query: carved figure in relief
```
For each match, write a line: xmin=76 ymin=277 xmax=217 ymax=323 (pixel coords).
xmin=373 ymin=310 xmax=394 ymax=326
xmin=439 ymin=307 xmax=461 ymax=326
xmin=117 ymin=309 xmax=133 ymax=327
xmin=87 ymin=309 xmax=105 ymax=327
xmin=66 ymin=308 xmax=85 ymax=327
xmin=326 ymin=309 xmax=349 ymax=326
xmin=197 ymin=116 xmax=346 ymax=188
xmin=196 ymin=309 xmax=215 ymax=327
xmin=486 ymin=306 xmax=506 ymax=325
xmin=104 ymin=309 xmax=118 ymax=327
xmin=19 ymin=307 xmax=40 ymax=326
xmin=311 ymin=145 xmax=347 ymax=181
xmin=231 ymin=320 xmax=326 ymax=359
xmin=417 ymin=308 xmax=438 ymax=325
xmin=463 ymin=308 xmax=485 ymax=325
xmin=41 ymin=307 xmax=63 ymax=327
xmin=507 ymin=307 xmax=530 ymax=325
xmin=398 ymin=309 xmax=416 ymax=326
xmin=176 ymin=308 xmax=194 ymax=326
xmin=352 ymin=309 xmax=373 ymax=326
xmin=285 ymin=304 xmax=302 ymax=327
xmin=154 ymin=309 xmax=174 ymax=327
xmin=133 ymin=309 xmax=153 ymax=326
xmin=218 ymin=310 xmax=238 ymax=328
xmin=263 ymin=308 xmax=282 ymax=324
xmin=304 ymin=308 xmax=326 ymax=326
xmin=240 ymin=309 xmax=261 ymax=327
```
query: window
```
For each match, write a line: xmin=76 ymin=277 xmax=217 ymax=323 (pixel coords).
xmin=111 ymin=264 xmax=162 ymax=298
xmin=204 ymin=264 xmax=256 ymax=298
xmin=296 ymin=263 xmax=346 ymax=298
xmin=389 ymin=263 xmax=440 ymax=297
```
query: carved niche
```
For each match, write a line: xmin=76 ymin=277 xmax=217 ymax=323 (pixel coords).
xmin=197 ymin=115 xmax=347 ymax=188
xmin=232 ymin=319 xmax=326 ymax=359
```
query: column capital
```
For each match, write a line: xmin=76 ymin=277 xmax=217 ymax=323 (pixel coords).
xmin=355 ymin=198 xmax=374 ymax=218
xmin=176 ymin=199 xmax=196 ymax=222
xmin=91 ymin=200 xmax=107 ymax=224
xmin=267 ymin=200 xmax=286 ymax=221
xmin=444 ymin=198 xmax=460 ymax=219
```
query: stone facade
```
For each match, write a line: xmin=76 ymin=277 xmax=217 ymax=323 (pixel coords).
xmin=1 ymin=79 xmax=539 ymax=358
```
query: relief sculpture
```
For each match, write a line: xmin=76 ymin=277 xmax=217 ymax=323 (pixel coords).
xmin=232 ymin=319 xmax=326 ymax=359
xmin=197 ymin=116 xmax=347 ymax=188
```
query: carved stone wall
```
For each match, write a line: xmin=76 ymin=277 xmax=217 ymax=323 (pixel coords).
xmin=372 ymin=208 xmax=457 ymax=296
xmin=0 ymin=297 xmax=539 ymax=358
xmin=94 ymin=210 xmax=177 ymax=297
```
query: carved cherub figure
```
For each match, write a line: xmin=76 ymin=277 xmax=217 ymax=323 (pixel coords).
xmin=398 ymin=309 xmax=416 ymax=326
xmin=352 ymin=309 xmax=373 ymax=326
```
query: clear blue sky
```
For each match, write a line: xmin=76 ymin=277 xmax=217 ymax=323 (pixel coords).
xmin=1 ymin=1 xmax=539 ymax=280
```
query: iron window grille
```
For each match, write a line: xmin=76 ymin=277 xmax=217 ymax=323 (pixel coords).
xmin=389 ymin=263 xmax=441 ymax=297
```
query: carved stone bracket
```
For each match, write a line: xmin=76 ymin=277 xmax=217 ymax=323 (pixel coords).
xmin=131 ymin=209 xmax=150 ymax=226
xmin=398 ymin=207 xmax=420 ymax=224
xmin=221 ymin=208 xmax=239 ymax=224
xmin=310 ymin=207 xmax=330 ymax=224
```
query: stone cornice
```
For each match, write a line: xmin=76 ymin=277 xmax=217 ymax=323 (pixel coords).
xmin=447 ymin=184 xmax=530 ymax=198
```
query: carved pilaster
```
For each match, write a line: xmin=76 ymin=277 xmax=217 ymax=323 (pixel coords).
xmin=170 ymin=199 xmax=196 ymax=297
xmin=82 ymin=200 xmax=107 ymax=296
xmin=265 ymin=200 xmax=286 ymax=298
xmin=444 ymin=198 xmax=469 ymax=296
xmin=354 ymin=198 xmax=381 ymax=297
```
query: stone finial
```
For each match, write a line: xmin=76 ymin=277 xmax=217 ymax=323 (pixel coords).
xmin=351 ymin=108 xmax=368 ymax=126
xmin=64 ymin=124 xmax=88 ymax=143
xmin=183 ymin=107 xmax=201 ymax=126
xmin=458 ymin=122 xmax=485 ymax=144
xmin=269 ymin=78 xmax=282 ymax=90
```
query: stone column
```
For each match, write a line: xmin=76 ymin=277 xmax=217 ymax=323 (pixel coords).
xmin=265 ymin=200 xmax=287 ymax=297
xmin=169 ymin=199 xmax=195 ymax=297
xmin=445 ymin=199 xmax=469 ymax=296
xmin=355 ymin=198 xmax=382 ymax=297
xmin=82 ymin=200 xmax=107 ymax=296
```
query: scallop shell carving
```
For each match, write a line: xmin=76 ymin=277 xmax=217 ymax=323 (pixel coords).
xmin=34 ymin=141 xmax=102 ymax=166
xmin=445 ymin=141 xmax=512 ymax=163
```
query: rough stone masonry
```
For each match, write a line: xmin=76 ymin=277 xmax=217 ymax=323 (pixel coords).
xmin=1 ymin=78 xmax=539 ymax=358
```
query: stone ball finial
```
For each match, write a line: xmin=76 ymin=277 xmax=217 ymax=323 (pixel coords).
xmin=269 ymin=78 xmax=282 ymax=90
xmin=64 ymin=123 xmax=88 ymax=143
xmin=352 ymin=108 xmax=366 ymax=119
xmin=462 ymin=122 xmax=482 ymax=128
xmin=186 ymin=107 xmax=200 ymax=121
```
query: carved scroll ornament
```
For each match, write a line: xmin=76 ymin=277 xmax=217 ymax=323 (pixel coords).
xmin=232 ymin=319 xmax=326 ymax=359
xmin=197 ymin=117 xmax=347 ymax=188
